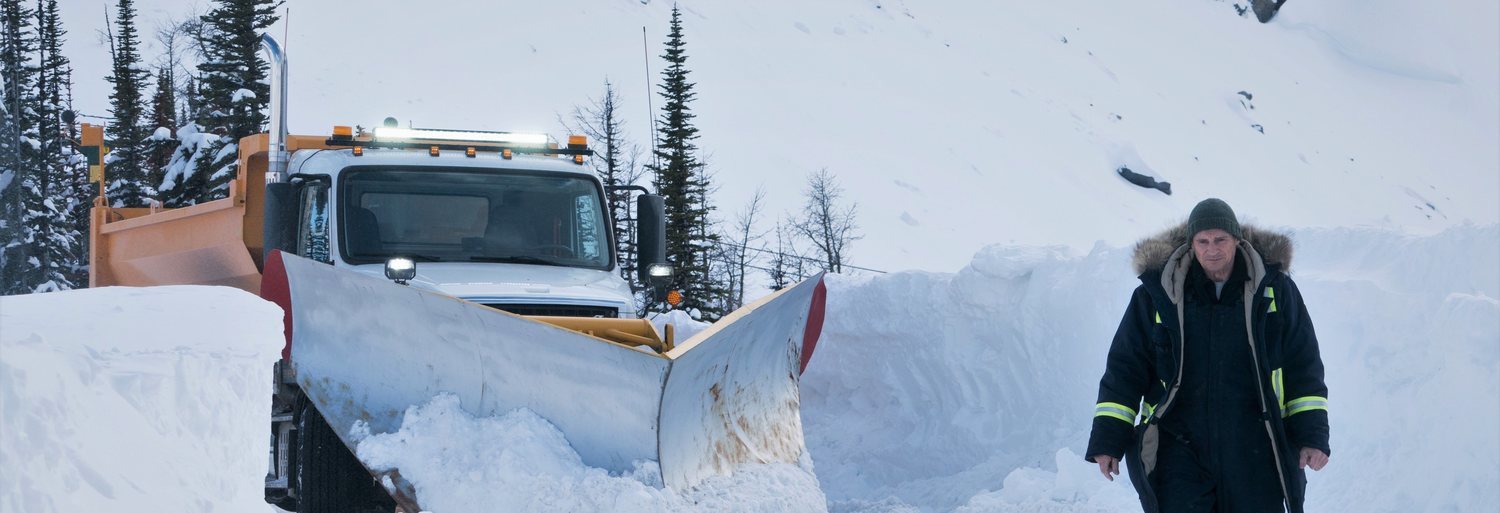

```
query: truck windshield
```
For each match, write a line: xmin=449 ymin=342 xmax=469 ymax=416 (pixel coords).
xmin=339 ymin=167 xmax=612 ymax=270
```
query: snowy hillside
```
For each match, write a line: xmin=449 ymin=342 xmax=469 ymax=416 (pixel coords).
xmin=61 ymin=0 xmax=1500 ymax=273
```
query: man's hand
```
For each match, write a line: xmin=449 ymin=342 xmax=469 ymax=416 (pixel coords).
xmin=1093 ymin=455 xmax=1120 ymax=481
xmin=1299 ymin=447 xmax=1329 ymax=471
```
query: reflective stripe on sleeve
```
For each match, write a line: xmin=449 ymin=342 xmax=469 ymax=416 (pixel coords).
xmin=1095 ymin=402 xmax=1138 ymax=424
xmin=1272 ymin=368 xmax=1285 ymax=415
xmin=1285 ymin=396 xmax=1328 ymax=417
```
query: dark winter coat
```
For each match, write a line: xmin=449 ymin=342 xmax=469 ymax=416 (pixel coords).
xmin=1085 ymin=223 xmax=1330 ymax=513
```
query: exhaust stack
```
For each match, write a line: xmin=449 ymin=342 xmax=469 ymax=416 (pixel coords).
xmin=259 ymin=34 xmax=289 ymax=183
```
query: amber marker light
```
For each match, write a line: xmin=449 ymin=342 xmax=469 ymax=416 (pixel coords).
xmin=352 ymin=146 xmax=364 ymax=156
xmin=666 ymin=290 xmax=683 ymax=307
xmin=502 ymin=149 xmax=513 ymax=159
xmin=465 ymin=147 xmax=477 ymax=158
xmin=429 ymin=146 xmax=440 ymax=157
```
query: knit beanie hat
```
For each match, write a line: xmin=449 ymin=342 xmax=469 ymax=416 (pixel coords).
xmin=1187 ymin=198 xmax=1243 ymax=240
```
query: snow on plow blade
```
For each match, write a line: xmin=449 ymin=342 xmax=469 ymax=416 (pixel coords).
xmin=263 ymin=252 xmax=827 ymax=506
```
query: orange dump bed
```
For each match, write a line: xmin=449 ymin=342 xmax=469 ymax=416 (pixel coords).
xmin=88 ymin=133 xmax=335 ymax=293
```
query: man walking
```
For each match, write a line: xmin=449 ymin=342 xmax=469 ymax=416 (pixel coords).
xmin=1086 ymin=198 xmax=1330 ymax=512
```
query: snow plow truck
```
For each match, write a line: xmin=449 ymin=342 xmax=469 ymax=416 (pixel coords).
xmin=84 ymin=35 xmax=828 ymax=513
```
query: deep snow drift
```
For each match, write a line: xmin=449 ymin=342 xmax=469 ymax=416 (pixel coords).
xmin=801 ymin=224 xmax=1500 ymax=513
xmin=0 ymin=286 xmax=285 ymax=513
xmin=0 ymin=226 xmax=1494 ymax=512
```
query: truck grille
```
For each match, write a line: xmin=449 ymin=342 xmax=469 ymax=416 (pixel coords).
xmin=482 ymin=304 xmax=619 ymax=318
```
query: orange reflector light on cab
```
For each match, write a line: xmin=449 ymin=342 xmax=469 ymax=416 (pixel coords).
xmin=573 ymin=154 xmax=585 ymax=165
xmin=352 ymin=146 xmax=363 ymax=156
xmin=666 ymin=290 xmax=683 ymax=306
xmin=465 ymin=147 xmax=477 ymax=158
xmin=429 ymin=146 xmax=440 ymax=157
xmin=502 ymin=149 xmax=513 ymax=159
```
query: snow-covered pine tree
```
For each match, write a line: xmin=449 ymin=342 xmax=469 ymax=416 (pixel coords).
xmin=178 ymin=74 xmax=197 ymax=128
xmin=17 ymin=0 xmax=82 ymax=292
xmin=0 ymin=0 xmax=37 ymax=293
xmin=566 ymin=79 xmax=646 ymax=291
xmin=143 ymin=65 xmax=177 ymax=196
xmin=190 ymin=0 xmax=277 ymax=204
xmin=159 ymin=73 xmax=208 ymax=208
xmin=649 ymin=6 xmax=725 ymax=321
xmin=59 ymin=66 xmax=93 ymax=287
xmin=104 ymin=0 xmax=152 ymax=207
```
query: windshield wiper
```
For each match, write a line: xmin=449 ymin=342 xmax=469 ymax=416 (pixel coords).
xmin=469 ymin=255 xmax=568 ymax=267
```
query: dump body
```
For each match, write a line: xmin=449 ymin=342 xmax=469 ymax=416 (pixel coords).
xmin=88 ymin=134 xmax=325 ymax=292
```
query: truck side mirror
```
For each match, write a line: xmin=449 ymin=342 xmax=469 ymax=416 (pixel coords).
xmin=263 ymin=181 xmax=300 ymax=265
xmin=636 ymin=194 xmax=671 ymax=286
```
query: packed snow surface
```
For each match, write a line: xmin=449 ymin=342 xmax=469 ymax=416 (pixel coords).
xmin=0 ymin=286 xmax=285 ymax=513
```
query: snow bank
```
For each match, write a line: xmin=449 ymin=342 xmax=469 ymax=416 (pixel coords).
xmin=353 ymin=394 xmax=827 ymax=513
xmin=0 ymin=286 xmax=285 ymax=513
xmin=803 ymin=224 xmax=1500 ymax=512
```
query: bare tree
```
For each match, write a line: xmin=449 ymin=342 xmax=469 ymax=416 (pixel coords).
xmin=793 ymin=168 xmax=861 ymax=274
xmin=766 ymin=216 xmax=806 ymax=291
xmin=721 ymin=187 xmax=766 ymax=309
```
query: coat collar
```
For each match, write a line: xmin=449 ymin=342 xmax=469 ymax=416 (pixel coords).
xmin=1133 ymin=222 xmax=1290 ymax=305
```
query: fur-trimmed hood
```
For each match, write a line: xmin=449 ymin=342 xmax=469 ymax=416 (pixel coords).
xmin=1131 ymin=222 xmax=1294 ymax=276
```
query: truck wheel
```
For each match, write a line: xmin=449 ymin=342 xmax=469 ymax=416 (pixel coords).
xmin=296 ymin=402 xmax=395 ymax=513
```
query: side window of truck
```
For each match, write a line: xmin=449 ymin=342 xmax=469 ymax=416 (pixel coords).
xmin=575 ymin=195 xmax=601 ymax=261
xmin=298 ymin=181 xmax=332 ymax=263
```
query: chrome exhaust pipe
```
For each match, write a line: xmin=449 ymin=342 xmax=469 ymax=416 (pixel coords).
xmin=259 ymin=33 xmax=289 ymax=183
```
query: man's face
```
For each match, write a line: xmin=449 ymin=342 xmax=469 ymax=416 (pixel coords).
xmin=1192 ymin=228 xmax=1237 ymax=279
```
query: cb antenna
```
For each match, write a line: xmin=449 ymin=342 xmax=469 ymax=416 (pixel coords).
xmin=643 ymin=26 xmax=659 ymax=172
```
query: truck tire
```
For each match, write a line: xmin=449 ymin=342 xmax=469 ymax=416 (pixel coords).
xmin=296 ymin=402 xmax=395 ymax=513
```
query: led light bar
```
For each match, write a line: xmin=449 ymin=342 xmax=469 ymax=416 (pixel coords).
xmin=372 ymin=127 xmax=549 ymax=146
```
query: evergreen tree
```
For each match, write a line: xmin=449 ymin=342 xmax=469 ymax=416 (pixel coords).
xmin=104 ymin=0 xmax=152 ymax=207
xmin=191 ymin=0 xmax=277 ymax=203
xmin=0 ymin=0 xmax=38 ymax=293
xmin=649 ymin=6 xmax=724 ymax=320
xmin=144 ymin=65 xmax=177 ymax=194
xmin=159 ymin=72 xmax=206 ymax=208
xmin=60 ymin=66 xmax=93 ymax=286
xmin=9 ymin=0 xmax=83 ymax=292
xmin=178 ymin=74 xmax=198 ymax=127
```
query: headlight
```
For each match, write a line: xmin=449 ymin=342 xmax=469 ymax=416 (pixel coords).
xmin=385 ymin=257 xmax=417 ymax=284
